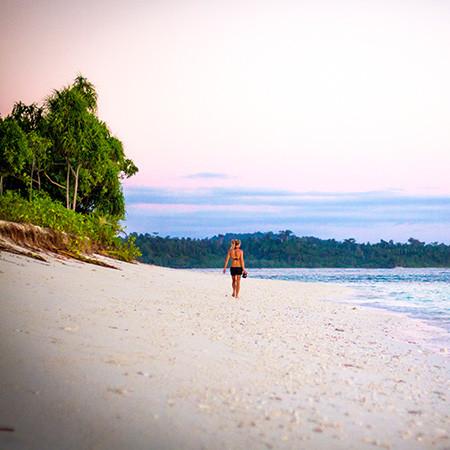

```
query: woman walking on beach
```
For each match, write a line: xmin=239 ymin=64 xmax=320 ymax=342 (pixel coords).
xmin=223 ymin=239 xmax=246 ymax=299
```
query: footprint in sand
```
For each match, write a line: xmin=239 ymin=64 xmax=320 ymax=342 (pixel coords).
xmin=61 ymin=325 xmax=79 ymax=332
xmin=107 ymin=387 xmax=130 ymax=396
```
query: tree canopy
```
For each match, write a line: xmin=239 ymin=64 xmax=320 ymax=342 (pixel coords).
xmin=0 ymin=75 xmax=138 ymax=219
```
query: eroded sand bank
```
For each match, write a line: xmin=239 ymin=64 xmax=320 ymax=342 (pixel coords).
xmin=0 ymin=252 xmax=449 ymax=450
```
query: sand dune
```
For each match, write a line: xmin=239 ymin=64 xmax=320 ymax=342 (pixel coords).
xmin=0 ymin=251 xmax=449 ymax=450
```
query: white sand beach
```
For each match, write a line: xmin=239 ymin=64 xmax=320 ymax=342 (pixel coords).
xmin=0 ymin=252 xmax=449 ymax=450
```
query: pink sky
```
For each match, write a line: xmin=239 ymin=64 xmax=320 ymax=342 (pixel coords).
xmin=1 ymin=0 xmax=450 ymax=240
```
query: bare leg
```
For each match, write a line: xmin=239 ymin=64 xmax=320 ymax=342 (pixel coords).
xmin=232 ymin=276 xmax=237 ymax=297
xmin=235 ymin=276 xmax=242 ymax=299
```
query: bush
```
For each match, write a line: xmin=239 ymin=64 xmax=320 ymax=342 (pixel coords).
xmin=0 ymin=191 xmax=140 ymax=261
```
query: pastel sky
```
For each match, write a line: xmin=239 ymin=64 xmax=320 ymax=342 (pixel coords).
xmin=1 ymin=0 xmax=450 ymax=242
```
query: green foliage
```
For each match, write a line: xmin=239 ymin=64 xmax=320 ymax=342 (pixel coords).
xmin=8 ymin=102 xmax=52 ymax=198
xmin=0 ymin=75 xmax=139 ymax=261
xmin=10 ymin=102 xmax=45 ymax=133
xmin=0 ymin=117 xmax=31 ymax=194
xmin=41 ymin=77 xmax=138 ymax=214
xmin=0 ymin=191 xmax=140 ymax=261
xmin=109 ymin=234 xmax=142 ymax=262
xmin=133 ymin=231 xmax=450 ymax=268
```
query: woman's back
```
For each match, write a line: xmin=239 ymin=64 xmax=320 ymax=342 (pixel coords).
xmin=224 ymin=239 xmax=246 ymax=299
xmin=230 ymin=249 xmax=242 ymax=266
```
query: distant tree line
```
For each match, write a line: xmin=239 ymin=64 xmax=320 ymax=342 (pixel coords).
xmin=133 ymin=230 xmax=450 ymax=268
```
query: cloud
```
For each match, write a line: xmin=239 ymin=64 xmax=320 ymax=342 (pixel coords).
xmin=124 ymin=186 xmax=450 ymax=208
xmin=122 ymin=186 xmax=450 ymax=243
xmin=184 ymin=172 xmax=231 ymax=179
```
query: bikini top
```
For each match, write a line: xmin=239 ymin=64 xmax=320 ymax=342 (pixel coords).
xmin=231 ymin=250 xmax=241 ymax=261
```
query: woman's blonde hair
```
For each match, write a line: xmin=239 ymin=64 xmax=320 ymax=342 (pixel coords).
xmin=229 ymin=239 xmax=241 ymax=251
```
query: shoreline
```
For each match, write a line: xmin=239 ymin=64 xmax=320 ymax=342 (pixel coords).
xmin=323 ymin=289 xmax=450 ymax=355
xmin=194 ymin=266 xmax=450 ymax=353
xmin=1 ymin=251 xmax=449 ymax=449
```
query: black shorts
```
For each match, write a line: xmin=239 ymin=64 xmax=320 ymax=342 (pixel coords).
xmin=230 ymin=267 xmax=243 ymax=276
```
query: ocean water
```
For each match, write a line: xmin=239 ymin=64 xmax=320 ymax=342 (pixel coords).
xmin=196 ymin=268 xmax=450 ymax=339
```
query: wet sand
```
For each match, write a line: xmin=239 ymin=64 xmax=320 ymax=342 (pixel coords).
xmin=0 ymin=252 xmax=449 ymax=449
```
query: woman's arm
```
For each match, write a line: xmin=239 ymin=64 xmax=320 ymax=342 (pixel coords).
xmin=241 ymin=250 xmax=246 ymax=272
xmin=223 ymin=252 xmax=230 ymax=273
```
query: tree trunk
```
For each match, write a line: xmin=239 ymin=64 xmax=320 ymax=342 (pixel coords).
xmin=72 ymin=165 xmax=81 ymax=211
xmin=0 ymin=175 xmax=3 ymax=195
xmin=37 ymin=171 xmax=41 ymax=190
xmin=66 ymin=162 xmax=71 ymax=209
xmin=29 ymin=158 xmax=35 ymax=200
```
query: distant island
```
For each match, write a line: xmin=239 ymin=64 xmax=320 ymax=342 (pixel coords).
xmin=133 ymin=230 xmax=450 ymax=268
